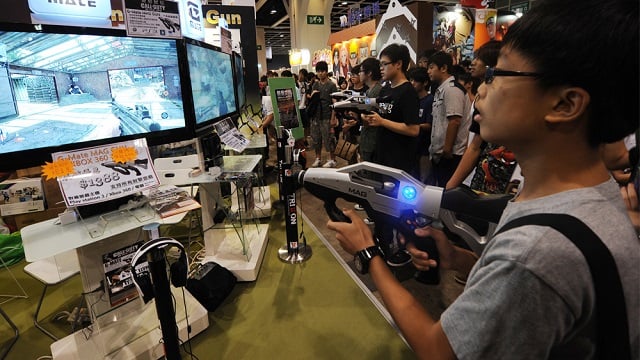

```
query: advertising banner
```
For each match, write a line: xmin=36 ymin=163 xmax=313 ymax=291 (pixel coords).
xmin=124 ymin=0 xmax=181 ymax=38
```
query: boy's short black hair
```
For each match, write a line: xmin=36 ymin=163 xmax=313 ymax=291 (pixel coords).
xmin=418 ymin=49 xmax=437 ymax=62
xmin=428 ymin=51 xmax=453 ymax=73
xmin=457 ymin=72 xmax=481 ymax=94
xmin=380 ymin=43 xmax=411 ymax=72
xmin=450 ymin=64 xmax=467 ymax=79
xmin=474 ymin=40 xmax=502 ymax=68
xmin=360 ymin=57 xmax=381 ymax=81
xmin=315 ymin=61 xmax=328 ymax=72
xmin=407 ymin=67 xmax=429 ymax=84
xmin=504 ymin=0 xmax=638 ymax=145
xmin=281 ymin=70 xmax=293 ymax=77
xmin=350 ymin=65 xmax=361 ymax=76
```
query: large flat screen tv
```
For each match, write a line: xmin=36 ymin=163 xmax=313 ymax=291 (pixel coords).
xmin=232 ymin=51 xmax=246 ymax=110
xmin=181 ymin=39 xmax=237 ymax=136
xmin=0 ymin=23 xmax=194 ymax=171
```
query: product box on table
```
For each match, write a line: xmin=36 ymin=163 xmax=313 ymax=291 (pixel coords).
xmin=0 ymin=178 xmax=45 ymax=216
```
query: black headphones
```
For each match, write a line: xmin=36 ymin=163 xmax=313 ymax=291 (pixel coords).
xmin=130 ymin=237 xmax=188 ymax=303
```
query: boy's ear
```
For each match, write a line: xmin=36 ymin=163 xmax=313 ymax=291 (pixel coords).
xmin=545 ymin=87 xmax=590 ymax=124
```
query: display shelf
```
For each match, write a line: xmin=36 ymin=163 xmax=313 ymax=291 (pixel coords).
xmin=223 ymin=133 xmax=267 ymax=154
xmin=78 ymin=203 xmax=157 ymax=239
xmin=230 ymin=185 xmax=271 ymax=219
xmin=50 ymin=287 xmax=208 ymax=360
xmin=202 ymin=223 xmax=269 ymax=281
xmin=21 ymin=209 xmax=187 ymax=262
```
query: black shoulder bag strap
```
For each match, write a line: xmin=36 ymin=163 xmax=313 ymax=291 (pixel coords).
xmin=494 ymin=214 xmax=631 ymax=360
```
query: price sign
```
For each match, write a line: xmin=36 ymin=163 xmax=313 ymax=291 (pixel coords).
xmin=51 ymin=139 xmax=159 ymax=207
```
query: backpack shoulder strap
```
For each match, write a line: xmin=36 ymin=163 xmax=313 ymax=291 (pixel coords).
xmin=495 ymin=214 xmax=631 ymax=360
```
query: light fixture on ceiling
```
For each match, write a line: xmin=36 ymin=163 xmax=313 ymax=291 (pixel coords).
xmin=341 ymin=1 xmax=348 ymax=5
xmin=270 ymin=9 xmax=277 ymax=14
xmin=279 ymin=34 xmax=284 ymax=38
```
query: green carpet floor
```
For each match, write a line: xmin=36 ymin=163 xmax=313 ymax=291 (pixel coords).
xmin=0 ymin=185 xmax=414 ymax=359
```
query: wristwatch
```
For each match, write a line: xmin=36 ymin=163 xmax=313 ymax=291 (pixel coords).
xmin=354 ymin=246 xmax=384 ymax=274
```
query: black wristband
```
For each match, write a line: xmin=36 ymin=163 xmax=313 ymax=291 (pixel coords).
xmin=629 ymin=146 xmax=638 ymax=168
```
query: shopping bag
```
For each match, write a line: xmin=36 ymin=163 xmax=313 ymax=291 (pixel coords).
xmin=334 ymin=135 xmax=359 ymax=164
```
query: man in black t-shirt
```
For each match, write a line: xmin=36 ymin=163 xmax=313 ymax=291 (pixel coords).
xmin=362 ymin=45 xmax=420 ymax=173
xmin=361 ymin=44 xmax=420 ymax=266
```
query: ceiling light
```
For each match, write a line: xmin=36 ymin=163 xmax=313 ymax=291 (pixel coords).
xmin=270 ymin=9 xmax=277 ymax=14
xmin=279 ymin=34 xmax=284 ymax=37
xmin=341 ymin=1 xmax=348 ymax=4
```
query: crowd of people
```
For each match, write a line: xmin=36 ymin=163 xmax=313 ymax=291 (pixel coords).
xmin=257 ymin=0 xmax=638 ymax=358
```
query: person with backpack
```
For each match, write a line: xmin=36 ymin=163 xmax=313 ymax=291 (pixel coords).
xmin=327 ymin=0 xmax=639 ymax=358
xmin=427 ymin=51 xmax=472 ymax=187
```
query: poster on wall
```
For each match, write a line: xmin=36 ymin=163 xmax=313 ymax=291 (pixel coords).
xmin=331 ymin=35 xmax=375 ymax=79
xmin=312 ymin=49 xmax=332 ymax=68
xmin=268 ymin=77 xmax=303 ymax=139
xmin=494 ymin=13 xmax=517 ymax=41
xmin=124 ymin=0 xmax=181 ymax=39
xmin=474 ymin=8 xmax=498 ymax=49
xmin=433 ymin=5 xmax=475 ymax=64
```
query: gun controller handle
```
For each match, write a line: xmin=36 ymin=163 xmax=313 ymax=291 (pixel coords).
xmin=397 ymin=212 xmax=440 ymax=285
xmin=324 ymin=202 xmax=351 ymax=223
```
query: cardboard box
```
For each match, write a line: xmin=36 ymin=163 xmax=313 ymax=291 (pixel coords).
xmin=16 ymin=166 xmax=43 ymax=178
xmin=42 ymin=177 xmax=64 ymax=208
xmin=10 ymin=206 xmax=66 ymax=230
xmin=0 ymin=178 xmax=45 ymax=216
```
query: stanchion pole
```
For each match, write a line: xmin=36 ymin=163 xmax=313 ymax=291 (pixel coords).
xmin=273 ymin=126 xmax=286 ymax=209
xmin=278 ymin=166 xmax=312 ymax=263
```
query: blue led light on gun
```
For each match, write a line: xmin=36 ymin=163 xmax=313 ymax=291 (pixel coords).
xmin=401 ymin=186 xmax=417 ymax=200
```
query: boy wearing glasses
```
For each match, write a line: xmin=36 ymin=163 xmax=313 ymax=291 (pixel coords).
xmin=446 ymin=40 xmax=521 ymax=195
xmin=327 ymin=0 xmax=638 ymax=358
xmin=361 ymin=44 xmax=420 ymax=266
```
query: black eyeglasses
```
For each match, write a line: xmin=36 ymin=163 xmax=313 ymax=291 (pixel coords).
xmin=484 ymin=67 xmax=542 ymax=84
xmin=380 ymin=61 xmax=394 ymax=67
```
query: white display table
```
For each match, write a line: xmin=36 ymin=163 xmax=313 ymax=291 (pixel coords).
xmin=192 ymin=155 xmax=270 ymax=281
xmin=21 ymin=208 xmax=209 ymax=360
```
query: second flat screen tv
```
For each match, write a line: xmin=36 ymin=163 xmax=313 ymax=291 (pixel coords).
xmin=184 ymin=40 xmax=237 ymax=134
xmin=232 ymin=52 xmax=246 ymax=110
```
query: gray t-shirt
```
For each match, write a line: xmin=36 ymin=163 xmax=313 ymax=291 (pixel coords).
xmin=359 ymin=82 xmax=383 ymax=155
xmin=311 ymin=80 xmax=338 ymax=120
xmin=429 ymin=76 xmax=471 ymax=160
xmin=441 ymin=178 xmax=639 ymax=359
